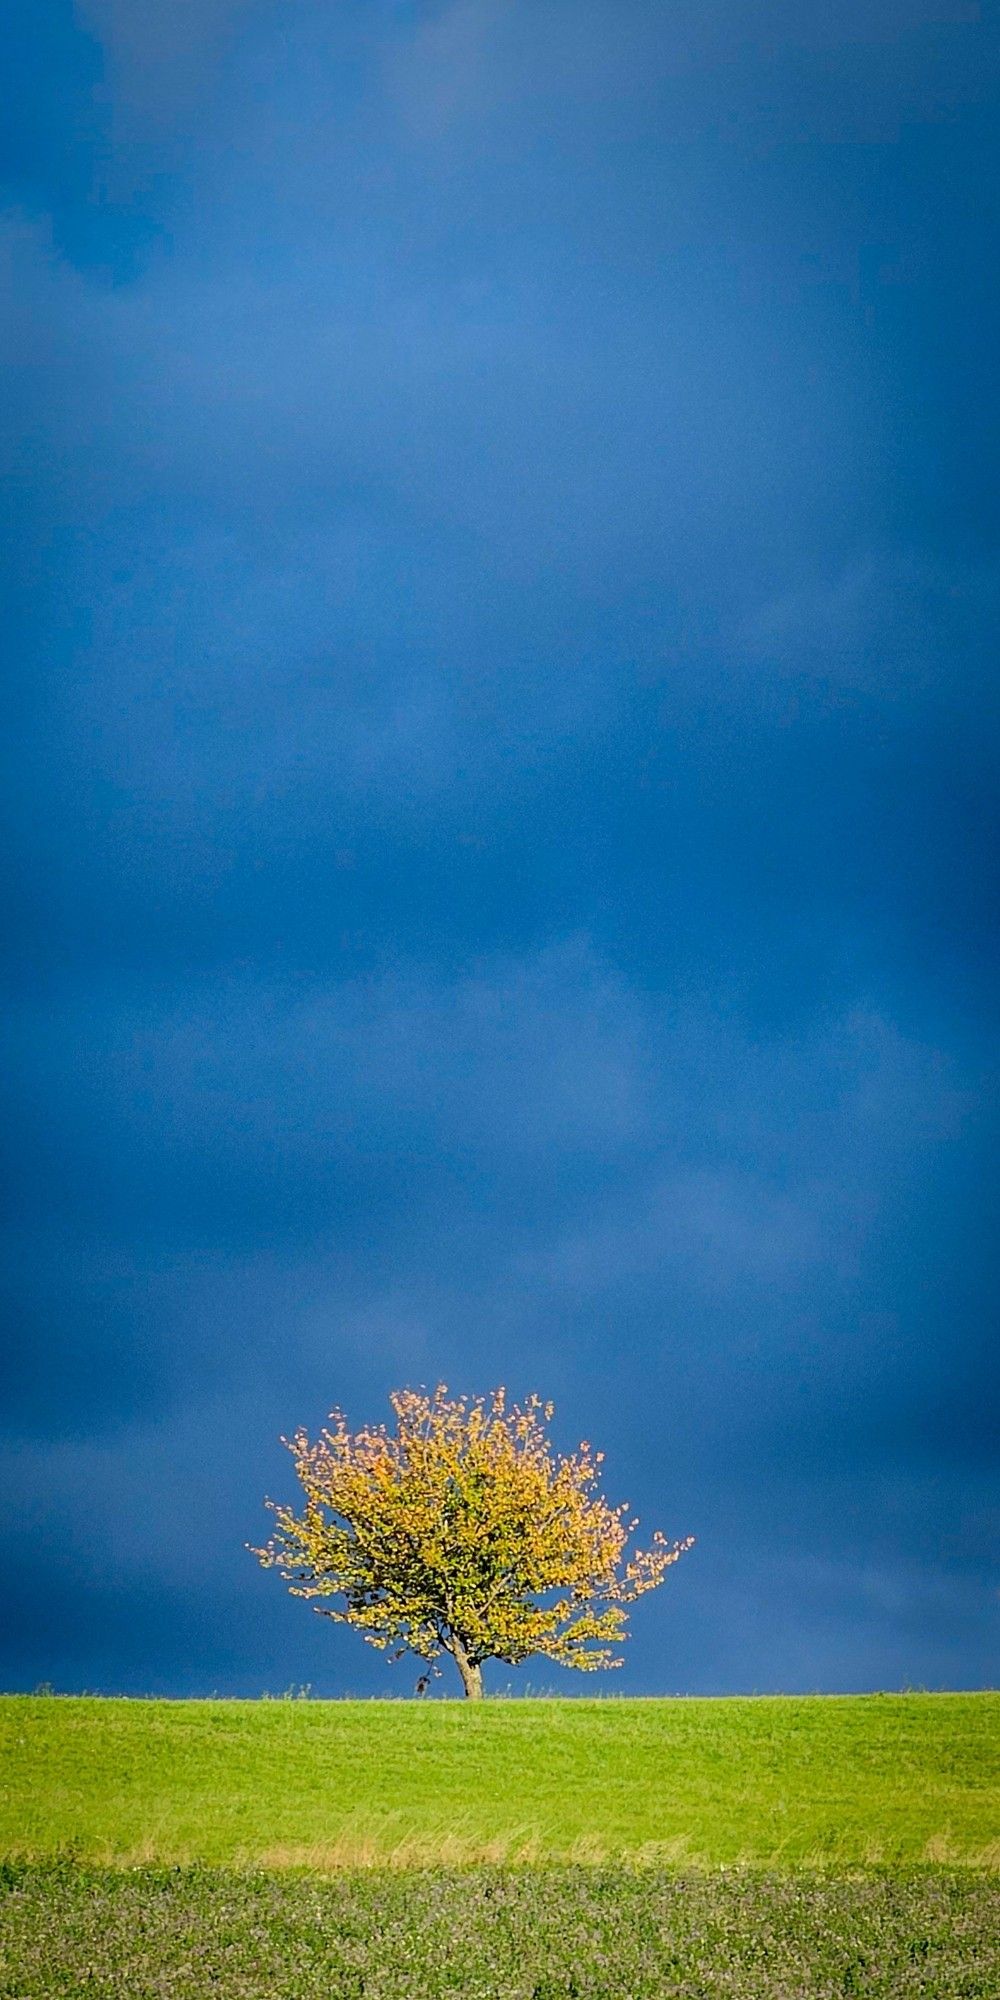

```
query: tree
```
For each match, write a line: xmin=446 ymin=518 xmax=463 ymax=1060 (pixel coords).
xmin=251 ymin=1384 xmax=692 ymax=1698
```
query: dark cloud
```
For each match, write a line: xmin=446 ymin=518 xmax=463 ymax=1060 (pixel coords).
xmin=1 ymin=0 xmax=997 ymax=1694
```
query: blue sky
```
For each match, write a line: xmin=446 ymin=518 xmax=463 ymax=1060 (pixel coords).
xmin=2 ymin=0 xmax=998 ymax=1696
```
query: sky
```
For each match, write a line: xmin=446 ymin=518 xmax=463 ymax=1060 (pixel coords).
xmin=2 ymin=0 xmax=998 ymax=1698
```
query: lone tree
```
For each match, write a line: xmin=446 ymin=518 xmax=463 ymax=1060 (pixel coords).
xmin=252 ymin=1385 xmax=692 ymax=1698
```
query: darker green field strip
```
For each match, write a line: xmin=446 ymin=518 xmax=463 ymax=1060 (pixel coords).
xmin=2 ymin=1693 xmax=997 ymax=1867
xmin=2 ymin=1864 xmax=998 ymax=1999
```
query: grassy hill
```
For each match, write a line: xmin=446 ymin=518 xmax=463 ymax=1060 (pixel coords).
xmin=3 ymin=1691 xmax=997 ymax=1868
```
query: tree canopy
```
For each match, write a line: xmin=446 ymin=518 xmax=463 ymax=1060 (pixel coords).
xmin=252 ymin=1385 xmax=692 ymax=1697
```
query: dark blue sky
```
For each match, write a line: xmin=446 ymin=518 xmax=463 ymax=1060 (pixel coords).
xmin=2 ymin=0 xmax=998 ymax=1697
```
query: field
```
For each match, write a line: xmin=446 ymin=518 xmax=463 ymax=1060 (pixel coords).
xmin=2 ymin=1692 xmax=997 ymax=1867
xmin=3 ymin=1864 xmax=999 ymax=1999
xmin=2 ymin=1694 xmax=998 ymax=1997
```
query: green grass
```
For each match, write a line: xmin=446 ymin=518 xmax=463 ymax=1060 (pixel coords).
xmin=2 ymin=1864 xmax=999 ymax=1998
xmin=2 ymin=1693 xmax=997 ymax=1868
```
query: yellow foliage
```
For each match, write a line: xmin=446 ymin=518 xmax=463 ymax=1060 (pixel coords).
xmin=251 ymin=1385 xmax=692 ymax=1696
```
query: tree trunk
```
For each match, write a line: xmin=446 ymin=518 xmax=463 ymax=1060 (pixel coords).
xmin=450 ymin=1636 xmax=484 ymax=1700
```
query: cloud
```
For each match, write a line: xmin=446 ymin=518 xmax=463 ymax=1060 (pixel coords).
xmin=385 ymin=0 xmax=990 ymax=149
xmin=738 ymin=553 xmax=1000 ymax=719
xmin=5 ymin=936 xmax=989 ymax=1505
xmin=2 ymin=0 xmax=996 ymax=1695
xmin=75 ymin=0 xmax=265 ymax=127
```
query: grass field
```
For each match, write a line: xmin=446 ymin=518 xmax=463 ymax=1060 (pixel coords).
xmin=4 ymin=1695 xmax=997 ymax=1996
xmin=2 ymin=1692 xmax=997 ymax=1868
xmin=3 ymin=1863 xmax=999 ymax=1999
